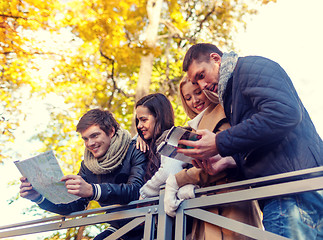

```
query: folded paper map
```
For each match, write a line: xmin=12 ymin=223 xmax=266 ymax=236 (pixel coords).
xmin=157 ymin=126 xmax=200 ymax=163
xmin=15 ymin=150 xmax=80 ymax=204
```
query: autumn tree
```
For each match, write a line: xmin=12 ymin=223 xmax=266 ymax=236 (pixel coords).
xmin=1 ymin=0 xmax=277 ymax=160
xmin=0 ymin=0 xmax=64 ymax=162
xmin=44 ymin=0 xmax=277 ymax=135
xmin=2 ymin=0 xmax=276 ymax=238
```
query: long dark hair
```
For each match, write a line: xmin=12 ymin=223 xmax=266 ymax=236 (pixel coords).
xmin=135 ymin=93 xmax=174 ymax=181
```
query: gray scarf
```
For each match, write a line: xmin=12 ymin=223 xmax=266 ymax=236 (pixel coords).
xmin=204 ymin=51 xmax=239 ymax=106
xmin=84 ymin=128 xmax=132 ymax=174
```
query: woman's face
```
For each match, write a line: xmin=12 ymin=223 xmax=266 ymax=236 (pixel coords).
xmin=182 ymin=81 xmax=211 ymax=114
xmin=136 ymin=105 xmax=157 ymax=140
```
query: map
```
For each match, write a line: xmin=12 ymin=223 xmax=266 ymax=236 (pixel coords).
xmin=15 ymin=150 xmax=80 ymax=204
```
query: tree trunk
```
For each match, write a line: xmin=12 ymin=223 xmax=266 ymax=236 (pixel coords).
xmin=136 ymin=53 xmax=155 ymax=103
xmin=131 ymin=0 xmax=163 ymax=135
xmin=75 ymin=226 xmax=86 ymax=240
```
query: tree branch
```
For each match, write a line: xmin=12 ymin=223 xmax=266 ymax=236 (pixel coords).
xmin=99 ymin=49 xmax=131 ymax=105
xmin=0 ymin=14 xmax=28 ymax=20
xmin=196 ymin=5 xmax=216 ymax=34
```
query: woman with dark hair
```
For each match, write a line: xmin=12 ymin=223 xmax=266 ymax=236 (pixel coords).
xmin=135 ymin=93 xmax=188 ymax=198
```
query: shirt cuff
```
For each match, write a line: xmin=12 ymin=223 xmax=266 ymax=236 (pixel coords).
xmin=31 ymin=195 xmax=45 ymax=204
xmin=89 ymin=184 xmax=101 ymax=201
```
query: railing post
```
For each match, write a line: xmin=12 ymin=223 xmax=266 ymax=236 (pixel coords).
xmin=143 ymin=208 xmax=155 ymax=240
xmin=174 ymin=204 xmax=186 ymax=240
xmin=156 ymin=185 xmax=174 ymax=240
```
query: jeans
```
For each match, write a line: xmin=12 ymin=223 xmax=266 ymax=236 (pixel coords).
xmin=262 ymin=190 xmax=323 ymax=240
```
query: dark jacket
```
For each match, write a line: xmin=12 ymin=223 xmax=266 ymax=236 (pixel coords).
xmin=217 ymin=56 xmax=323 ymax=179
xmin=37 ymin=140 xmax=147 ymax=215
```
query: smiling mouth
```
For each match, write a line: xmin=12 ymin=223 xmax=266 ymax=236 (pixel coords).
xmin=90 ymin=146 xmax=100 ymax=152
xmin=195 ymin=103 xmax=205 ymax=111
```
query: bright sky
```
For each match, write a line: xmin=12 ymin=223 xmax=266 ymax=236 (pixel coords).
xmin=1 ymin=0 xmax=322 ymax=239
xmin=235 ymin=0 xmax=323 ymax=136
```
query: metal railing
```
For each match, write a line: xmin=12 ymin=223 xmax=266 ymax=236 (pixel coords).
xmin=1 ymin=166 xmax=323 ymax=240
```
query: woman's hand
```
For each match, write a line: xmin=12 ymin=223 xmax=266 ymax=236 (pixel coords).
xmin=193 ymin=155 xmax=236 ymax=175
xmin=136 ymin=135 xmax=149 ymax=153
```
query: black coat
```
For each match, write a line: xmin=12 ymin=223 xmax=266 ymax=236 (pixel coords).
xmin=38 ymin=140 xmax=147 ymax=215
xmin=217 ymin=56 xmax=323 ymax=179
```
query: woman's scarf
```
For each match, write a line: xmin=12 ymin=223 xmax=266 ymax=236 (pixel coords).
xmin=84 ymin=128 xmax=132 ymax=174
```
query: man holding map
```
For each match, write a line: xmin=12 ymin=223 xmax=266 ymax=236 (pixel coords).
xmin=19 ymin=108 xmax=147 ymax=240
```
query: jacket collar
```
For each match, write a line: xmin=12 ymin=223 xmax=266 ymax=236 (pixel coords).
xmin=218 ymin=51 xmax=238 ymax=106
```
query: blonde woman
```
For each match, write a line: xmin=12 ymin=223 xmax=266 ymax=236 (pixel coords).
xmin=165 ymin=75 xmax=263 ymax=240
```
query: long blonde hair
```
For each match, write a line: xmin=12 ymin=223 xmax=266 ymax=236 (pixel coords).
xmin=178 ymin=75 xmax=199 ymax=120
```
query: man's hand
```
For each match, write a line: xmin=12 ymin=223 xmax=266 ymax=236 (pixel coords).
xmin=193 ymin=155 xmax=237 ymax=176
xmin=61 ymin=175 xmax=93 ymax=198
xmin=176 ymin=129 xmax=219 ymax=159
xmin=19 ymin=177 xmax=41 ymax=201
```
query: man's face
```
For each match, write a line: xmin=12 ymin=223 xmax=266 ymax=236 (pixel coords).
xmin=187 ymin=53 xmax=221 ymax=95
xmin=81 ymin=124 xmax=115 ymax=158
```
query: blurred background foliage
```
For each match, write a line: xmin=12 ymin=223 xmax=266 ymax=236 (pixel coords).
xmin=0 ymin=0 xmax=276 ymax=238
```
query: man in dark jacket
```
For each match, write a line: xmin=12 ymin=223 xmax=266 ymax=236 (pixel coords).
xmin=177 ymin=43 xmax=323 ymax=239
xmin=19 ymin=108 xmax=147 ymax=240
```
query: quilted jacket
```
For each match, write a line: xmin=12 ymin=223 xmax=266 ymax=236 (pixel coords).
xmin=36 ymin=140 xmax=147 ymax=215
xmin=216 ymin=56 xmax=323 ymax=179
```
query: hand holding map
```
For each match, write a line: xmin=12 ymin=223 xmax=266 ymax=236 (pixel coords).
xmin=15 ymin=150 xmax=80 ymax=204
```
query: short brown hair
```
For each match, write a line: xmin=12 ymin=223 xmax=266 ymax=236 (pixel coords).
xmin=183 ymin=43 xmax=223 ymax=72
xmin=76 ymin=109 xmax=119 ymax=136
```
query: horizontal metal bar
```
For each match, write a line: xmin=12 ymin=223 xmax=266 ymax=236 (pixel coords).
xmin=185 ymin=208 xmax=290 ymax=240
xmin=195 ymin=166 xmax=323 ymax=196
xmin=0 ymin=205 xmax=158 ymax=238
xmin=65 ymin=196 xmax=158 ymax=217
xmin=0 ymin=215 xmax=65 ymax=231
xmin=181 ymin=176 xmax=323 ymax=210
xmin=0 ymin=197 xmax=159 ymax=231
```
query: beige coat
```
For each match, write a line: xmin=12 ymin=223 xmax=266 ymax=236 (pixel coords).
xmin=175 ymin=104 xmax=263 ymax=240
